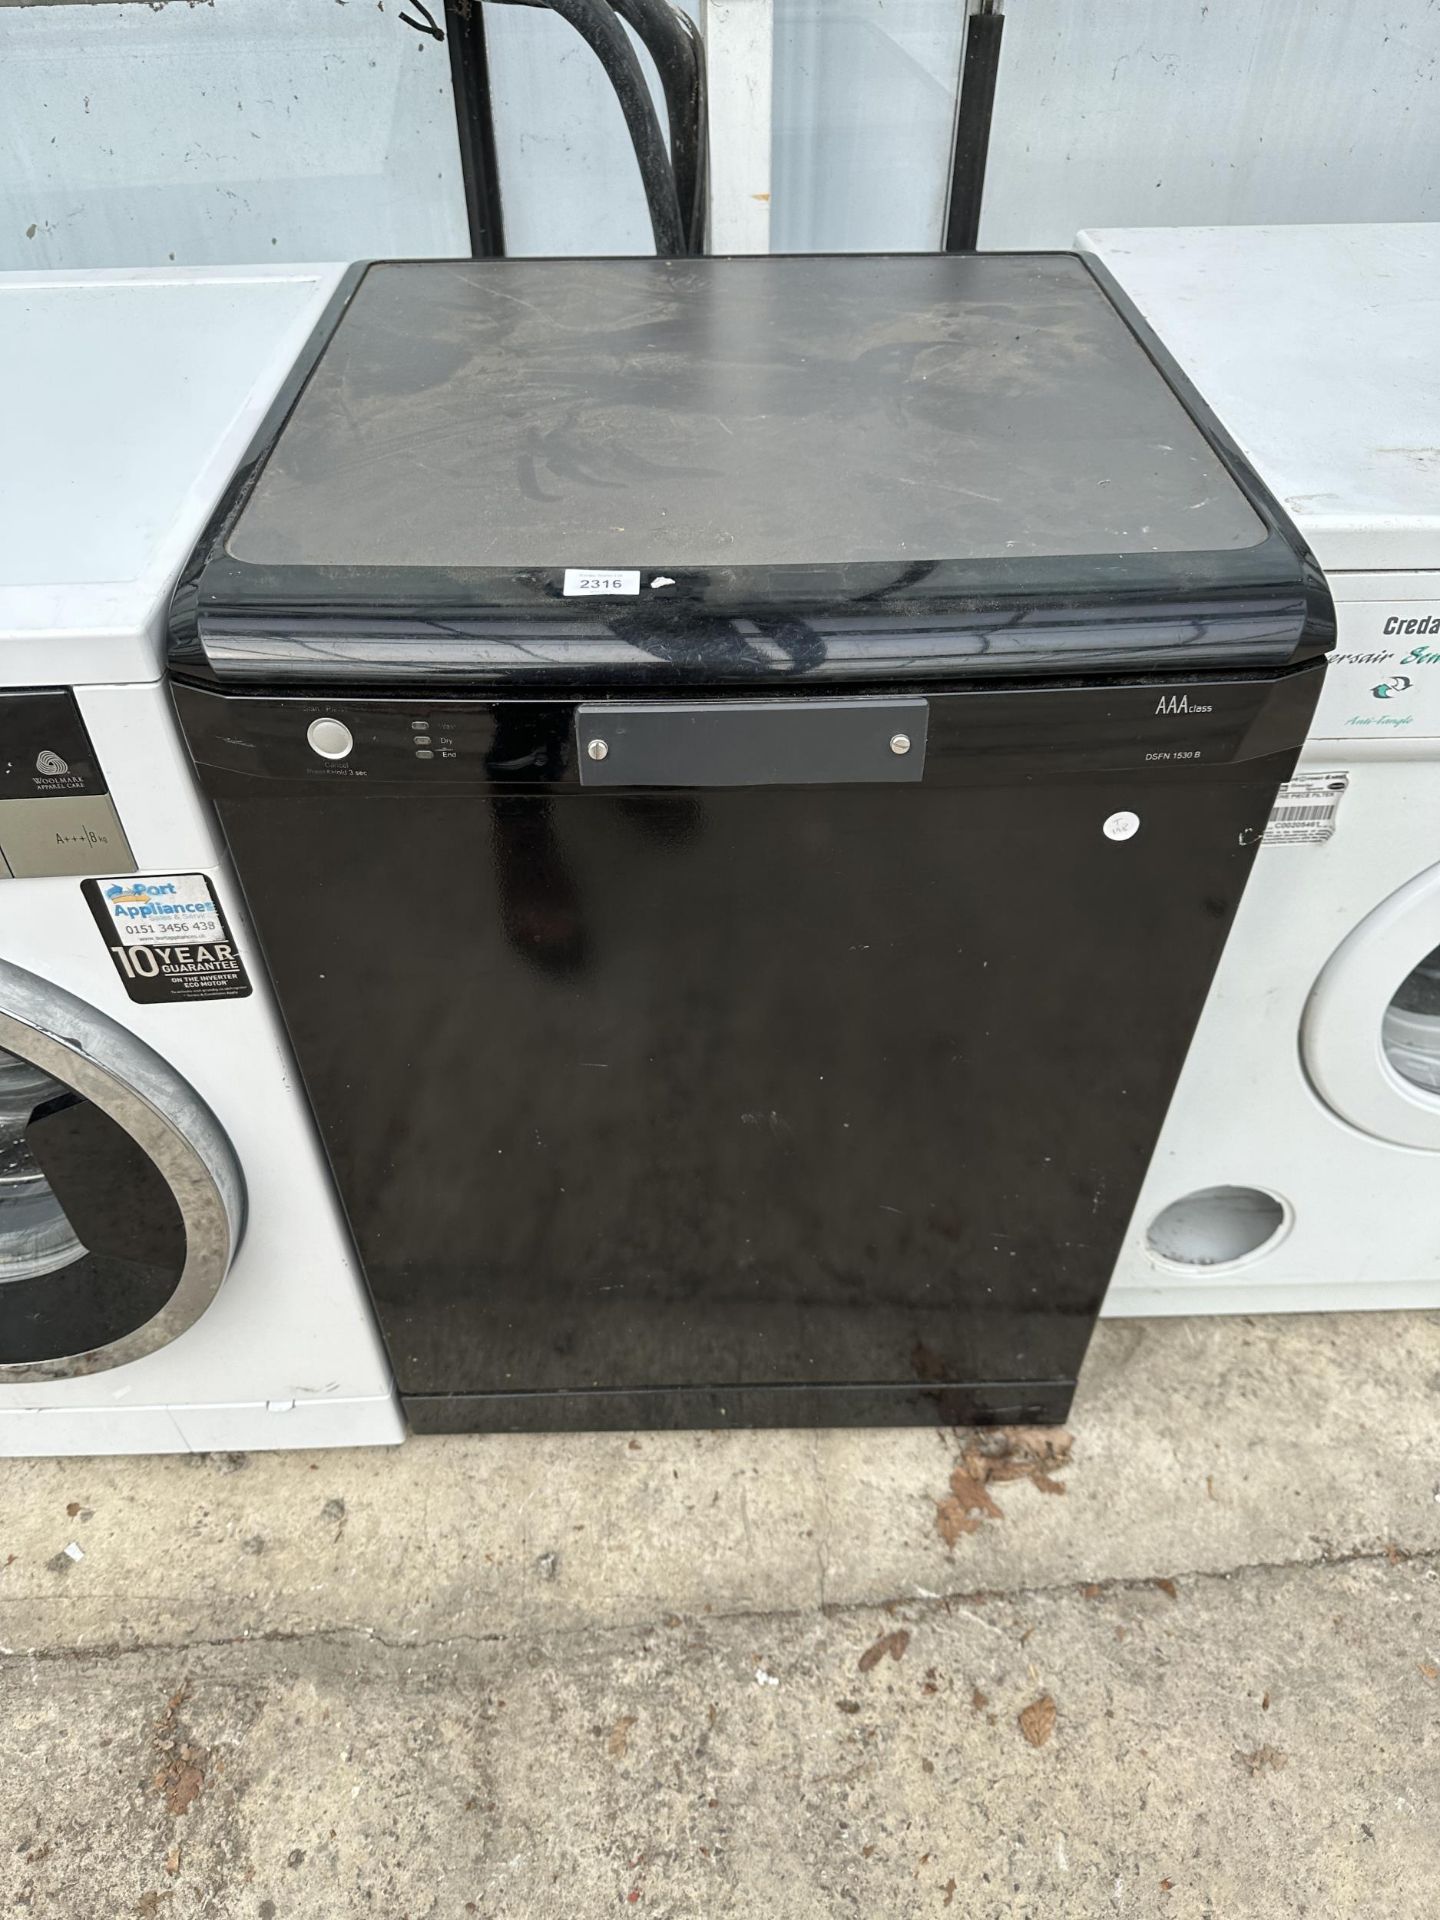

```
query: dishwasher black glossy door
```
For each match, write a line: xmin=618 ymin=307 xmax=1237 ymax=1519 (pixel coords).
xmin=173 ymin=667 xmax=1320 ymax=1431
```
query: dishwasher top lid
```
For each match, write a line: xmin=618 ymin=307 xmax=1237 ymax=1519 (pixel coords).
xmin=170 ymin=253 xmax=1334 ymax=690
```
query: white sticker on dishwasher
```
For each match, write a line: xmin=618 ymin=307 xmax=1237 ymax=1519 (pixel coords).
xmin=1261 ymin=771 xmax=1349 ymax=846
xmin=563 ymin=569 xmax=640 ymax=597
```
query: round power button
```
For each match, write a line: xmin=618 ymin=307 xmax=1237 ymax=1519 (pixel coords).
xmin=307 ymin=717 xmax=354 ymax=761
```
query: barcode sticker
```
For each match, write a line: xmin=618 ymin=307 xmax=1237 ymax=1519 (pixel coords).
xmin=1261 ymin=770 xmax=1349 ymax=846
xmin=563 ymin=569 xmax=640 ymax=597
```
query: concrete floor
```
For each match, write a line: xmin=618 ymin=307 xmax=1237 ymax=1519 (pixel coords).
xmin=3 ymin=1312 xmax=1439 ymax=1918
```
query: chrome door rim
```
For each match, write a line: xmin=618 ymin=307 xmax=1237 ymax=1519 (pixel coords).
xmin=0 ymin=957 xmax=244 ymax=1383
xmin=1301 ymin=861 xmax=1440 ymax=1151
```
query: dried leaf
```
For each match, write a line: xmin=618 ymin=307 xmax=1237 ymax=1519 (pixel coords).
xmin=943 ymin=1878 xmax=957 ymax=1906
xmin=607 ymin=1714 xmax=638 ymax=1758
xmin=970 ymin=1453 xmax=1032 ymax=1485
xmin=164 ymin=1844 xmax=181 ymax=1877
xmin=963 ymin=1429 xmax=1071 ymax=1494
xmin=934 ymin=1496 xmax=982 ymax=1548
xmin=970 ymin=1687 xmax=988 ymax=1712
xmin=1018 ymin=1694 xmax=1057 ymax=1748
xmin=1152 ymin=1577 xmax=1179 ymax=1601
xmin=1235 ymin=1743 xmax=1287 ymax=1776
xmin=948 ymin=1469 xmax=1004 ymax=1519
xmin=972 ymin=1427 xmax=1073 ymax=1472
xmin=934 ymin=1429 xmax=1072 ymax=1548
xmin=157 ymin=1760 xmax=205 ymax=1819
xmin=858 ymin=1629 xmax=910 ymax=1673
xmin=1420 ymin=1663 xmax=1439 ymax=1682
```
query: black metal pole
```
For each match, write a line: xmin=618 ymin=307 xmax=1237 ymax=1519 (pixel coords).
xmin=493 ymin=0 xmax=686 ymax=254
xmin=445 ymin=0 xmax=508 ymax=256
xmin=944 ymin=0 xmax=1005 ymax=253
xmin=609 ymin=0 xmax=708 ymax=253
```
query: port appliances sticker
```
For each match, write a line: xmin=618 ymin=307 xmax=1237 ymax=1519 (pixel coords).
xmin=82 ymin=874 xmax=252 ymax=1004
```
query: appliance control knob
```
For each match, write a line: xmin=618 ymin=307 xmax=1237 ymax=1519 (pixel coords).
xmin=307 ymin=717 xmax=354 ymax=761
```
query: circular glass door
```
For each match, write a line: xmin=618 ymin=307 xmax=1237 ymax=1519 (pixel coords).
xmin=0 ymin=959 xmax=243 ymax=1383
xmin=1303 ymin=862 xmax=1440 ymax=1151
xmin=1383 ymin=944 xmax=1440 ymax=1094
xmin=0 ymin=1049 xmax=89 ymax=1283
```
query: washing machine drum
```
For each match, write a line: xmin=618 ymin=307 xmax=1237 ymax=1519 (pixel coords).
xmin=1303 ymin=862 xmax=1440 ymax=1152
xmin=0 ymin=959 xmax=244 ymax=1382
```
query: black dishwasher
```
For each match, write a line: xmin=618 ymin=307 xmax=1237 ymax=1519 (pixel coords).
xmin=168 ymin=254 xmax=1332 ymax=1431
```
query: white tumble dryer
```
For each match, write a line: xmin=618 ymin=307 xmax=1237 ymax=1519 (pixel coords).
xmin=1078 ymin=223 xmax=1440 ymax=1316
xmin=0 ymin=266 xmax=403 ymax=1452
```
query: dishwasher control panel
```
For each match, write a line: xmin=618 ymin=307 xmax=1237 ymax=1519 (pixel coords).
xmin=171 ymin=664 xmax=1322 ymax=797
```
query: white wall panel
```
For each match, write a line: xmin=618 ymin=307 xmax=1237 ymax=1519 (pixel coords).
xmin=981 ymin=1 xmax=1440 ymax=248
xmin=769 ymin=0 xmax=1440 ymax=253
xmin=7 ymin=0 xmax=1435 ymax=268
xmin=703 ymin=0 xmax=773 ymax=253
xmin=0 ymin=0 xmax=469 ymax=270
xmin=771 ymin=0 xmax=964 ymax=252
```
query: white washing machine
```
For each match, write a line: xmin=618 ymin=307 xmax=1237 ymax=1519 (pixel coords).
xmin=1078 ymin=222 xmax=1440 ymax=1315
xmin=0 ymin=265 xmax=403 ymax=1451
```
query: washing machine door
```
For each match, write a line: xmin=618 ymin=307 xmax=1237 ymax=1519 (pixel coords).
xmin=1302 ymin=862 xmax=1440 ymax=1151
xmin=0 ymin=959 xmax=244 ymax=1382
